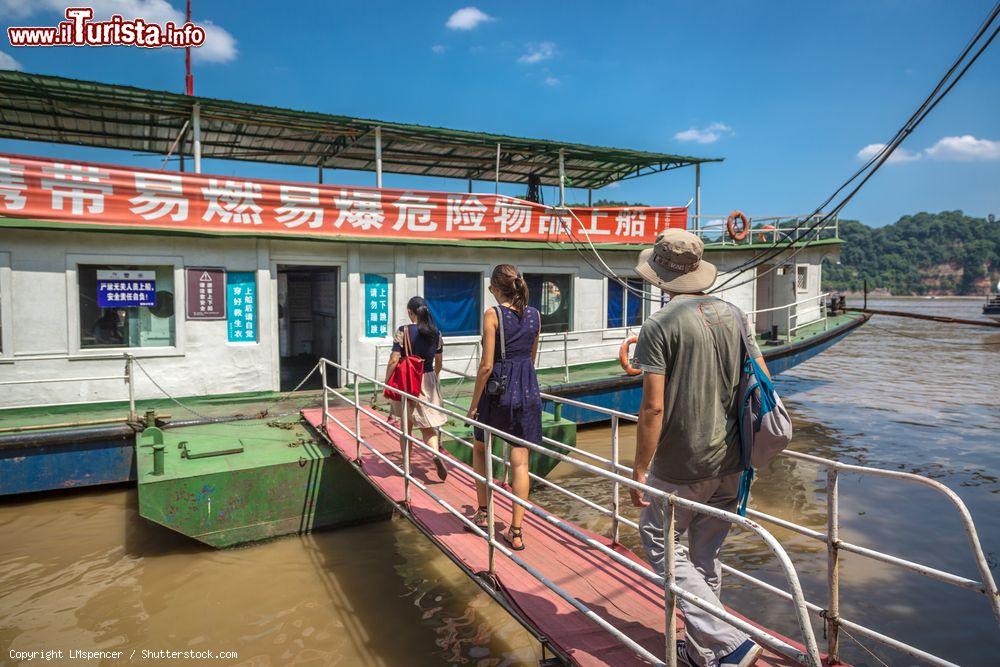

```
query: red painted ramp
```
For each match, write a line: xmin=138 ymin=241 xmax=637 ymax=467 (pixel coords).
xmin=303 ymin=407 xmax=832 ymax=666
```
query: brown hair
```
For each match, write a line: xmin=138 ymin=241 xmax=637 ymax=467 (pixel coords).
xmin=490 ymin=264 xmax=529 ymax=314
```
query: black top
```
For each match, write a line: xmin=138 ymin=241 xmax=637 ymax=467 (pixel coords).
xmin=392 ymin=324 xmax=443 ymax=372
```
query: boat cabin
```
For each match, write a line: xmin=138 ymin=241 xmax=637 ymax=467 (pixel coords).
xmin=0 ymin=72 xmax=842 ymax=410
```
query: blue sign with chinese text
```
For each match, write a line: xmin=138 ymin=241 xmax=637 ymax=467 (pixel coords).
xmin=96 ymin=269 xmax=156 ymax=308
xmin=364 ymin=273 xmax=390 ymax=338
xmin=227 ymin=271 xmax=257 ymax=343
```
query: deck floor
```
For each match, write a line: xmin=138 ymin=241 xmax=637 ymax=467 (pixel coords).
xmin=304 ymin=406 xmax=829 ymax=667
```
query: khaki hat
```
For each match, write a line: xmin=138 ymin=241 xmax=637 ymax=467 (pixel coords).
xmin=635 ymin=228 xmax=717 ymax=294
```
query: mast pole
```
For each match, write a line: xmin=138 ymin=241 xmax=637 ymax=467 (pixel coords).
xmin=558 ymin=148 xmax=566 ymax=207
xmin=185 ymin=0 xmax=193 ymax=95
xmin=495 ymin=143 xmax=500 ymax=195
xmin=694 ymin=163 xmax=701 ymax=231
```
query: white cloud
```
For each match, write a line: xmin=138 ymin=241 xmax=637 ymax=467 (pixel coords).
xmin=0 ymin=0 xmax=237 ymax=63
xmin=924 ymin=135 xmax=1000 ymax=161
xmin=518 ymin=42 xmax=556 ymax=65
xmin=431 ymin=44 xmax=447 ymax=54
xmin=856 ymin=142 xmax=921 ymax=164
xmin=543 ymin=76 xmax=560 ymax=86
xmin=446 ymin=7 xmax=493 ymax=30
xmin=0 ymin=51 xmax=23 ymax=71
xmin=673 ymin=122 xmax=733 ymax=144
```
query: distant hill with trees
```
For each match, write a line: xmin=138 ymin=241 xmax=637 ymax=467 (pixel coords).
xmin=822 ymin=211 xmax=999 ymax=295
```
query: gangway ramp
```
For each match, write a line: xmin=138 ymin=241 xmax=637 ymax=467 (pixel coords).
xmin=302 ymin=405 xmax=823 ymax=666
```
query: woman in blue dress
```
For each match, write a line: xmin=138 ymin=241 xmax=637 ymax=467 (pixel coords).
xmin=467 ymin=264 xmax=542 ymax=551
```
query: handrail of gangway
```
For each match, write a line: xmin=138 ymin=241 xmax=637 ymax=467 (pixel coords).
xmin=414 ymin=375 xmax=996 ymax=665
xmin=496 ymin=390 xmax=1000 ymax=666
xmin=318 ymin=357 xmax=823 ymax=667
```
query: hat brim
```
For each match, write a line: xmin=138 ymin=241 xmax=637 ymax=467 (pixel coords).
xmin=634 ymin=248 xmax=717 ymax=294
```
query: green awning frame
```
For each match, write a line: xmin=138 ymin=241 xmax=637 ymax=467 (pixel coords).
xmin=0 ymin=71 xmax=722 ymax=190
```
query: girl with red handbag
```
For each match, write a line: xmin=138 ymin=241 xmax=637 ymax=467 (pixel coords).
xmin=384 ymin=296 xmax=449 ymax=480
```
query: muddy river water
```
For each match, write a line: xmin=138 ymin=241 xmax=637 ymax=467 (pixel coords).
xmin=2 ymin=298 xmax=998 ymax=666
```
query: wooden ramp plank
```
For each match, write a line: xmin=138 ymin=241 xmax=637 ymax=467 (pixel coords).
xmin=303 ymin=407 xmax=833 ymax=667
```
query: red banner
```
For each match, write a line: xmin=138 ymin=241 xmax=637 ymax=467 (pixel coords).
xmin=0 ymin=152 xmax=685 ymax=244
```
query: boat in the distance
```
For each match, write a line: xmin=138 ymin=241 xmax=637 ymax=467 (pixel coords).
xmin=984 ymin=281 xmax=1000 ymax=321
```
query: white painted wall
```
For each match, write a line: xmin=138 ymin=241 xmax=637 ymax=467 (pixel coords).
xmin=0 ymin=228 xmax=833 ymax=408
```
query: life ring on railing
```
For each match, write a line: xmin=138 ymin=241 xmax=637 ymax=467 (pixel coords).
xmin=758 ymin=224 xmax=776 ymax=243
xmin=727 ymin=210 xmax=750 ymax=242
xmin=618 ymin=336 xmax=642 ymax=376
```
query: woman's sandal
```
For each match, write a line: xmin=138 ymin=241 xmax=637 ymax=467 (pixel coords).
xmin=467 ymin=506 xmax=488 ymax=532
xmin=502 ymin=527 xmax=525 ymax=551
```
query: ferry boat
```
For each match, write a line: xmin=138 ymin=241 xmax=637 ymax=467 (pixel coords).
xmin=0 ymin=71 xmax=868 ymax=496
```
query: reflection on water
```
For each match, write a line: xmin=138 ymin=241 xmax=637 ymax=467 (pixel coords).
xmin=1 ymin=298 xmax=997 ymax=666
xmin=0 ymin=488 xmax=538 ymax=665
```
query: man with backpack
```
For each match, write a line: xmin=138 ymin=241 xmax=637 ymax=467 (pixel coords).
xmin=629 ymin=228 xmax=774 ymax=667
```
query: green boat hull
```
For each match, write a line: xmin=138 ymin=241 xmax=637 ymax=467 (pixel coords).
xmin=136 ymin=418 xmax=392 ymax=548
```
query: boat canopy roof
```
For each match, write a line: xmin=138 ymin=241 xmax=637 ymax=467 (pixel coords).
xmin=0 ymin=71 xmax=721 ymax=190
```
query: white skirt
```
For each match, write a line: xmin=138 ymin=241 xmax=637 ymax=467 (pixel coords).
xmin=390 ymin=372 xmax=448 ymax=429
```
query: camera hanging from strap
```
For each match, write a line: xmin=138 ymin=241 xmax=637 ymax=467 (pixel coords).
xmin=486 ymin=305 xmax=509 ymax=397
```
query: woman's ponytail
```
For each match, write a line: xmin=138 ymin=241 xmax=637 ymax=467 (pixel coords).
xmin=490 ymin=264 xmax=529 ymax=314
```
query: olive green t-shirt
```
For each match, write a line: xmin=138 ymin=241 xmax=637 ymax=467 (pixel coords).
xmin=633 ymin=295 xmax=762 ymax=485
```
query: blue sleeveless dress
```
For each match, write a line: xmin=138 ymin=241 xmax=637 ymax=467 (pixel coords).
xmin=474 ymin=305 xmax=543 ymax=447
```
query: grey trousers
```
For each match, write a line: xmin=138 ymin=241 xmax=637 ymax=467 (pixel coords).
xmin=640 ymin=472 xmax=748 ymax=667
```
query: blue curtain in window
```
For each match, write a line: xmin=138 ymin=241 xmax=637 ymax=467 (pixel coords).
xmin=606 ymin=280 xmax=623 ymax=328
xmin=425 ymin=271 xmax=481 ymax=336
xmin=625 ymin=278 xmax=643 ymax=326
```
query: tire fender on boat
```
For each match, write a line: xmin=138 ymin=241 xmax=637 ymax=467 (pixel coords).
xmin=727 ymin=210 xmax=750 ymax=242
xmin=618 ymin=336 xmax=642 ymax=376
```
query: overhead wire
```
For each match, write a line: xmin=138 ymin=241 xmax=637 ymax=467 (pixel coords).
xmin=544 ymin=2 xmax=1000 ymax=303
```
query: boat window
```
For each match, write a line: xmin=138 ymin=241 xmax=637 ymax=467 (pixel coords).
xmin=525 ymin=273 xmax=572 ymax=333
xmin=78 ymin=265 xmax=176 ymax=349
xmin=607 ymin=277 xmax=644 ymax=328
xmin=796 ymin=265 xmax=809 ymax=292
xmin=424 ymin=270 xmax=482 ymax=337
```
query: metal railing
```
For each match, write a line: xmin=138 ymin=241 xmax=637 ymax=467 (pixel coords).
xmin=0 ymin=352 xmax=136 ymax=420
xmin=508 ymin=393 xmax=1000 ymax=666
xmin=747 ymin=293 xmax=830 ymax=343
xmin=688 ymin=213 xmax=840 ymax=246
xmin=319 ymin=357 xmax=822 ymax=667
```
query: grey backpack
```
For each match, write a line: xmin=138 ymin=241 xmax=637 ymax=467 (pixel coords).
xmin=727 ymin=303 xmax=794 ymax=515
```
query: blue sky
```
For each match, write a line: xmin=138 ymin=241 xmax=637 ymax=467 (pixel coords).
xmin=1 ymin=0 xmax=997 ymax=226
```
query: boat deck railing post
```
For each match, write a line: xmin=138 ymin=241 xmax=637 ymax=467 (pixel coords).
xmin=610 ymin=414 xmax=621 ymax=544
xmin=320 ymin=362 xmax=329 ymax=432
xmin=665 ymin=496 xmax=678 ymax=667
xmin=486 ymin=431 xmax=497 ymax=576
xmin=826 ymin=468 xmax=841 ymax=662
xmin=353 ymin=371 xmax=362 ymax=460
xmin=124 ymin=353 xmax=136 ymax=422
xmin=562 ymin=331 xmax=570 ymax=383
xmin=402 ymin=394 xmax=411 ymax=507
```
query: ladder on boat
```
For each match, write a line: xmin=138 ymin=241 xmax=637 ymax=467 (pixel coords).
xmin=305 ymin=358 xmax=1000 ymax=667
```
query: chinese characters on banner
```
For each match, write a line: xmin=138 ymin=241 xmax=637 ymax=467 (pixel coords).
xmin=185 ymin=267 xmax=225 ymax=319
xmin=96 ymin=269 xmax=156 ymax=307
xmin=226 ymin=271 xmax=257 ymax=343
xmin=0 ymin=153 xmax=687 ymax=245
xmin=364 ymin=274 xmax=390 ymax=338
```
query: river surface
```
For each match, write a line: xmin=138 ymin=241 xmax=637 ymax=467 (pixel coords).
xmin=2 ymin=298 xmax=998 ymax=666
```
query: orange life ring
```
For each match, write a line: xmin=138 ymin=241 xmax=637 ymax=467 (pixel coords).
xmin=619 ymin=335 xmax=641 ymax=376
xmin=758 ymin=224 xmax=776 ymax=242
xmin=727 ymin=210 xmax=750 ymax=242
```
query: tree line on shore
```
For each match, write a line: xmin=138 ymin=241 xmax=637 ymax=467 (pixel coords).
xmin=822 ymin=211 xmax=999 ymax=295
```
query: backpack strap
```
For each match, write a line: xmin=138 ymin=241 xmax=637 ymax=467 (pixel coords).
xmin=494 ymin=305 xmax=507 ymax=361
xmin=725 ymin=301 xmax=754 ymax=358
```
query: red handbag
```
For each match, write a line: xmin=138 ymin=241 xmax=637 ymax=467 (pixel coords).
xmin=383 ymin=325 xmax=424 ymax=401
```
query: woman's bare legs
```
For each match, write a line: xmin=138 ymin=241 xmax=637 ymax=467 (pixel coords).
xmin=420 ymin=427 xmax=447 ymax=480
xmin=506 ymin=446 xmax=530 ymax=549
